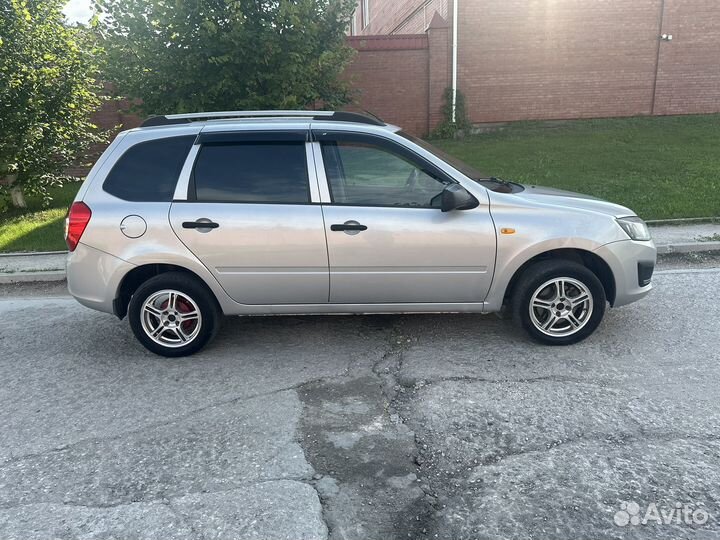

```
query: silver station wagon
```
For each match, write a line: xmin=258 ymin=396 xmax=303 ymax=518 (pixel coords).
xmin=65 ymin=111 xmax=656 ymax=357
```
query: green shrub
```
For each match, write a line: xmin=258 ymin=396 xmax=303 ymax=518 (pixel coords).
xmin=431 ymin=88 xmax=472 ymax=139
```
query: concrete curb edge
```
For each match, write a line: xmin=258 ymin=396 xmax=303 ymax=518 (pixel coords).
xmin=656 ymin=242 xmax=720 ymax=255
xmin=0 ymin=271 xmax=66 ymax=284
xmin=0 ymin=250 xmax=67 ymax=258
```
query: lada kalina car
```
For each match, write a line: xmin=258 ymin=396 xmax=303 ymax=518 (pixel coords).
xmin=65 ymin=111 xmax=656 ymax=357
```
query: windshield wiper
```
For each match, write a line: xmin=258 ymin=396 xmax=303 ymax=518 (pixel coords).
xmin=489 ymin=176 xmax=512 ymax=186
xmin=476 ymin=176 xmax=515 ymax=193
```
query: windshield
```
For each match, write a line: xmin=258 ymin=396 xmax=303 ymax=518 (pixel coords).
xmin=398 ymin=131 xmax=488 ymax=180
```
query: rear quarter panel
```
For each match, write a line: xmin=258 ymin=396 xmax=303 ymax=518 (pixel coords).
xmin=74 ymin=126 xmax=242 ymax=314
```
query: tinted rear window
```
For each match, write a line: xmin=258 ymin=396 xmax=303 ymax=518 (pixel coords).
xmin=103 ymin=135 xmax=195 ymax=202
xmin=193 ymin=142 xmax=309 ymax=203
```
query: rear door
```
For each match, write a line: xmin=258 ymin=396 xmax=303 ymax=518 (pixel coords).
xmin=170 ymin=130 xmax=329 ymax=305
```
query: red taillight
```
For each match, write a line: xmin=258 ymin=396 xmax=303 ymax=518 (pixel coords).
xmin=65 ymin=202 xmax=92 ymax=252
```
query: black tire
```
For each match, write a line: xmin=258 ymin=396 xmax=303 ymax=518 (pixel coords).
xmin=128 ymin=272 xmax=220 ymax=357
xmin=512 ymin=260 xmax=606 ymax=345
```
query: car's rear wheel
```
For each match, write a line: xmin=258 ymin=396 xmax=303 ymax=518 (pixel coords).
xmin=512 ymin=260 xmax=606 ymax=345
xmin=128 ymin=272 xmax=219 ymax=357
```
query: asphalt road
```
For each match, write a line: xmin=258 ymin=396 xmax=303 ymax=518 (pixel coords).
xmin=1 ymin=261 xmax=719 ymax=540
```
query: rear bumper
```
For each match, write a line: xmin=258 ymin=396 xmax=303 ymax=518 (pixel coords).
xmin=594 ymin=239 xmax=657 ymax=307
xmin=66 ymin=243 xmax=135 ymax=314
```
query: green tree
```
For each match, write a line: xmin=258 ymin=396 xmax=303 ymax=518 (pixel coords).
xmin=95 ymin=0 xmax=357 ymax=115
xmin=0 ymin=0 xmax=104 ymax=208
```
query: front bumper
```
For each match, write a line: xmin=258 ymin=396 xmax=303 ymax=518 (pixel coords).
xmin=67 ymin=243 xmax=135 ymax=314
xmin=594 ymin=239 xmax=657 ymax=307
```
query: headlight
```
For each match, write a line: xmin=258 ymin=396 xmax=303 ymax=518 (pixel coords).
xmin=617 ymin=216 xmax=651 ymax=241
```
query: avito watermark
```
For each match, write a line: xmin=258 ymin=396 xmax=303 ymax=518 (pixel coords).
xmin=614 ymin=500 xmax=709 ymax=527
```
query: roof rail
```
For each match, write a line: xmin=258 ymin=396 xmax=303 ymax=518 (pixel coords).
xmin=140 ymin=110 xmax=385 ymax=128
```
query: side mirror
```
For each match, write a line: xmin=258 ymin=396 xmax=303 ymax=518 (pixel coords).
xmin=441 ymin=184 xmax=478 ymax=212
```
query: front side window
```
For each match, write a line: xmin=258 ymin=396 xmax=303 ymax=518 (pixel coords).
xmin=320 ymin=140 xmax=450 ymax=208
xmin=103 ymin=135 xmax=195 ymax=202
xmin=193 ymin=142 xmax=309 ymax=203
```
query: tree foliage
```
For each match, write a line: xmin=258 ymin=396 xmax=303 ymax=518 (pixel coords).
xmin=0 ymin=0 xmax=104 ymax=205
xmin=95 ymin=0 xmax=357 ymax=114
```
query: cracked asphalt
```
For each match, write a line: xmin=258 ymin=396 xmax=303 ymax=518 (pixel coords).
xmin=0 ymin=259 xmax=719 ymax=540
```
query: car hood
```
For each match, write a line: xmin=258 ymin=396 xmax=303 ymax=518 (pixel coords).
xmin=514 ymin=184 xmax=635 ymax=218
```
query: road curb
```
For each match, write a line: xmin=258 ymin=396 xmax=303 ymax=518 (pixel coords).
xmin=647 ymin=217 xmax=720 ymax=226
xmin=0 ymin=250 xmax=67 ymax=258
xmin=0 ymin=271 xmax=66 ymax=284
xmin=656 ymin=242 xmax=720 ymax=255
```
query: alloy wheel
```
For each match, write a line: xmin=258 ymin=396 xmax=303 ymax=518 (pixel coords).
xmin=528 ymin=277 xmax=594 ymax=337
xmin=140 ymin=289 xmax=202 ymax=348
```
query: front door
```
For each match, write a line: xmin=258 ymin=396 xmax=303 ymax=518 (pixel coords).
xmin=314 ymin=132 xmax=496 ymax=304
xmin=170 ymin=134 xmax=329 ymax=305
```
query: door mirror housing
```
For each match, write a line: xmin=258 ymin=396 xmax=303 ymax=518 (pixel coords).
xmin=441 ymin=184 xmax=479 ymax=212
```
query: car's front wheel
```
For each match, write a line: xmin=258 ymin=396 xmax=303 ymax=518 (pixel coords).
xmin=512 ymin=260 xmax=606 ymax=345
xmin=128 ymin=272 xmax=220 ymax=357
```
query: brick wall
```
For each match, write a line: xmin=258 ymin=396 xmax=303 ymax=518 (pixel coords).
xmin=345 ymin=34 xmax=431 ymax=135
xmin=352 ymin=0 xmax=449 ymax=35
xmin=457 ymin=0 xmax=663 ymax=123
xmin=653 ymin=0 xmax=720 ymax=115
xmin=348 ymin=0 xmax=720 ymax=129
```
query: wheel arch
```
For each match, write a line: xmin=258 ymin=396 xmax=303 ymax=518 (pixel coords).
xmin=501 ymin=248 xmax=616 ymax=309
xmin=113 ymin=263 xmax=222 ymax=319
